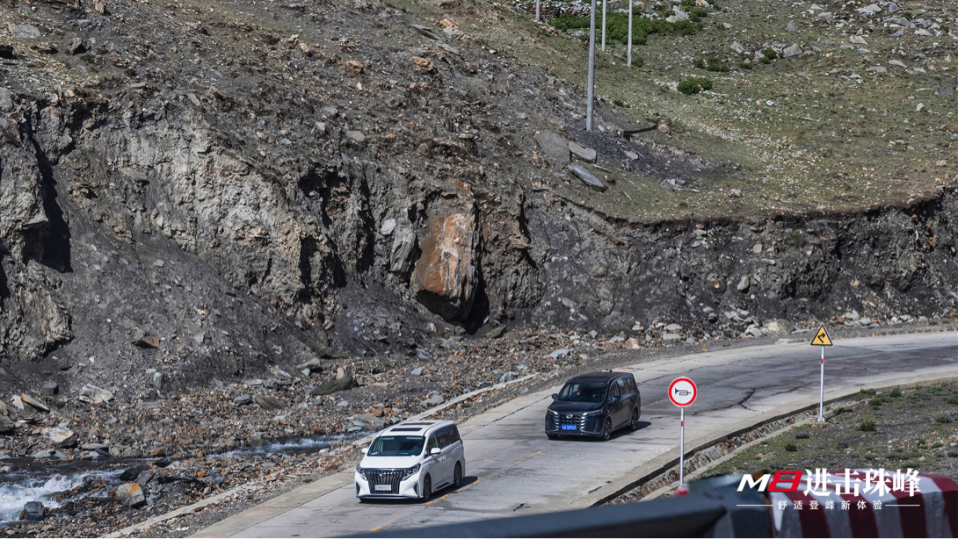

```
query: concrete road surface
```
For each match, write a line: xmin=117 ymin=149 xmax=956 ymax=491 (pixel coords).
xmin=211 ymin=332 xmax=958 ymax=537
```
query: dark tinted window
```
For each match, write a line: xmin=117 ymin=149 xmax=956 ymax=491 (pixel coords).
xmin=627 ymin=377 xmax=637 ymax=392
xmin=557 ymin=381 xmax=607 ymax=403
xmin=427 ymin=435 xmax=439 ymax=452
xmin=451 ymin=425 xmax=461 ymax=443
xmin=437 ymin=428 xmax=451 ymax=449
xmin=368 ymin=436 xmax=425 ymax=457
xmin=616 ymin=378 xmax=630 ymax=395
xmin=609 ymin=383 xmax=619 ymax=397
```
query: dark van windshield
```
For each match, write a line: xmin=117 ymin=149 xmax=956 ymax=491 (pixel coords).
xmin=557 ymin=381 xmax=607 ymax=403
xmin=368 ymin=436 xmax=425 ymax=457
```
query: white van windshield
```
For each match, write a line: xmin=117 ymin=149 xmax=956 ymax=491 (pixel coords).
xmin=368 ymin=436 xmax=425 ymax=457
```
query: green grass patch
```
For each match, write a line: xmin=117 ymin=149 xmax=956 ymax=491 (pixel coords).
xmin=678 ymin=77 xmax=713 ymax=95
xmin=945 ymin=397 xmax=958 ymax=405
xmin=889 ymin=388 xmax=902 ymax=398
xmin=784 ymin=443 xmax=798 ymax=452
xmin=795 ymin=432 xmax=810 ymax=440
xmin=860 ymin=388 xmax=877 ymax=396
xmin=936 ymin=416 xmax=952 ymax=424
xmin=860 ymin=420 xmax=876 ymax=432
xmin=549 ymin=12 xmax=699 ymax=45
xmin=949 ymin=452 xmax=958 ymax=458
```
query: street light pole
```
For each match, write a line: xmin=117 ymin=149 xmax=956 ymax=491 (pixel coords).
xmin=627 ymin=0 xmax=633 ymax=67
xmin=587 ymin=0 xmax=596 ymax=131
xmin=535 ymin=0 xmax=540 ymax=23
xmin=601 ymin=0 xmax=607 ymax=51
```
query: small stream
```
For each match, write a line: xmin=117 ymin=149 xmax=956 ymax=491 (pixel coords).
xmin=212 ymin=432 xmax=370 ymax=459
xmin=0 ymin=432 xmax=368 ymax=528
xmin=0 ymin=468 xmax=124 ymax=525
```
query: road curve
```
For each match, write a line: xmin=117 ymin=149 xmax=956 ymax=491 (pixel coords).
xmin=208 ymin=332 xmax=958 ymax=537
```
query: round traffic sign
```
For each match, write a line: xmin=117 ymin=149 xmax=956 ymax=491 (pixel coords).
xmin=668 ymin=377 xmax=697 ymax=407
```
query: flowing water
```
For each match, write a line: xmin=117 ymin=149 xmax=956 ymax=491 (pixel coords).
xmin=0 ymin=469 xmax=123 ymax=524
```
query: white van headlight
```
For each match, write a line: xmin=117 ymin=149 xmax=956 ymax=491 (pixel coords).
xmin=356 ymin=465 xmax=368 ymax=480
xmin=402 ymin=464 xmax=421 ymax=480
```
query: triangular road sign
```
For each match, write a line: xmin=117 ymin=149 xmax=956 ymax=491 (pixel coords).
xmin=811 ymin=324 xmax=833 ymax=346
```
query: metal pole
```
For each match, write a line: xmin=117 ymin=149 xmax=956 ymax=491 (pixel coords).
xmin=627 ymin=0 xmax=632 ymax=67
xmin=601 ymin=0 xmax=607 ymax=51
xmin=535 ymin=0 xmax=540 ymax=23
xmin=679 ymin=407 xmax=685 ymax=485
xmin=817 ymin=346 xmax=825 ymax=422
xmin=586 ymin=0 xmax=596 ymax=131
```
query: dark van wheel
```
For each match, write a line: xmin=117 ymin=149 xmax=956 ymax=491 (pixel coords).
xmin=602 ymin=418 xmax=612 ymax=441
xmin=630 ymin=409 xmax=639 ymax=431
xmin=453 ymin=463 xmax=463 ymax=488
xmin=421 ymin=475 xmax=432 ymax=501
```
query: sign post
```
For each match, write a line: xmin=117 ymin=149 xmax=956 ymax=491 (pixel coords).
xmin=586 ymin=0 xmax=597 ymax=131
xmin=627 ymin=0 xmax=633 ymax=67
xmin=668 ymin=377 xmax=697 ymax=486
xmin=810 ymin=324 xmax=833 ymax=423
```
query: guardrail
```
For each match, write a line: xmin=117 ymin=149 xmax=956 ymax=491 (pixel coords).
xmin=352 ymin=489 xmax=771 ymax=538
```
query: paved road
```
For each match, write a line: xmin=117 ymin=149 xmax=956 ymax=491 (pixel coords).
xmin=214 ymin=332 xmax=958 ymax=537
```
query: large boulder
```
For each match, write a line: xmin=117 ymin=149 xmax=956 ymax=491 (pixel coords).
xmin=310 ymin=374 xmax=358 ymax=396
xmin=534 ymin=131 xmax=570 ymax=166
xmin=411 ymin=213 xmax=479 ymax=321
xmin=40 ymin=426 xmax=76 ymax=447
xmin=116 ymin=483 xmax=145 ymax=507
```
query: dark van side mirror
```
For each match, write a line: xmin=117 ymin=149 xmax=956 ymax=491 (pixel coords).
xmin=551 ymin=393 xmax=558 ymax=400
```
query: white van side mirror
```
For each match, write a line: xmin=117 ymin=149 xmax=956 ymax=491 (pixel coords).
xmin=361 ymin=447 xmax=368 ymax=454
xmin=430 ymin=447 xmax=441 ymax=455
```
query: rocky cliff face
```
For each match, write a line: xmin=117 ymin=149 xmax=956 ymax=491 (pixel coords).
xmin=1 ymin=0 xmax=956 ymax=396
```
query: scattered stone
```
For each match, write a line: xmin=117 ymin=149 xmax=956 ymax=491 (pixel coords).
xmin=42 ymin=381 xmax=59 ymax=395
xmin=345 ymin=130 xmax=366 ymax=143
xmin=411 ymin=56 xmax=435 ymax=72
xmin=0 ymin=88 xmax=12 ymax=111
xmin=116 ymin=483 xmax=146 ymax=507
xmin=416 ymin=348 xmax=432 ymax=360
xmin=41 ymin=427 xmax=76 ymax=447
xmin=786 ymin=20 xmax=799 ymax=33
xmin=152 ymin=372 xmax=164 ymax=391
xmin=535 ymin=131 xmax=571 ymax=166
xmin=664 ymin=323 xmax=682 ymax=332
xmin=68 ymin=38 xmax=87 ymax=55
xmin=568 ymin=141 xmax=597 ymax=162
xmin=730 ymin=41 xmax=745 ymax=54
xmin=233 ymin=395 xmax=253 ymax=406
xmin=78 ymin=385 xmax=114 ymax=404
xmin=8 ymin=24 xmax=40 ymax=39
xmin=345 ymin=60 xmax=364 ymax=73
xmin=0 ymin=45 xmax=14 ymax=59
xmin=131 ymin=330 xmax=161 ymax=349
xmin=663 ymin=333 xmax=681 ymax=341
xmin=0 ymin=415 xmax=15 ymax=434
xmin=916 ymin=103 xmax=925 ymax=113
xmin=547 ymin=348 xmax=570 ymax=359
xmin=380 ymin=218 xmax=397 ymax=236
xmin=737 ymin=276 xmax=750 ymax=292
xmin=782 ymin=44 xmax=802 ymax=58
xmin=411 ymin=367 xmax=425 ymax=376
xmin=423 ymin=394 xmax=444 ymax=406
xmin=568 ymin=164 xmax=606 ymax=191
xmin=849 ymin=35 xmax=868 ymax=45
xmin=310 ymin=374 xmax=358 ymax=396
xmin=254 ymin=395 xmax=286 ymax=410
xmin=20 ymin=502 xmax=44 ymax=522
xmin=94 ymin=0 xmax=108 ymax=14
xmin=21 ymin=393 xmax=50 ymax=413
xmin=296 ymin=358 xmax=324 ymax=374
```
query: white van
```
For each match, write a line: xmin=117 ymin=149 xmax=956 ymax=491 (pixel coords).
xmin=355 ymin=420 xmax=465 ymax=501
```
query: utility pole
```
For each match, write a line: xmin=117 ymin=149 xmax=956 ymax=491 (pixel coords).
xmin=627 ymin=0 xmax=633 ymax=67
xmin=601 ymin=0 xmax=607 ymax=51
xmin=587 ymin=0 xmax=596 ymax=131
xmin=535 ymin=0 xmax=540 ymax=23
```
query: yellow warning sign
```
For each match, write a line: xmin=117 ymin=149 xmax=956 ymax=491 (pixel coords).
xmin=811 ymin=325 xmax=833 ymax=346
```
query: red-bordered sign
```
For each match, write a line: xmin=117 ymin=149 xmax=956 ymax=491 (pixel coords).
xmin=668 ymin=377 xmax=697 ymax=407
